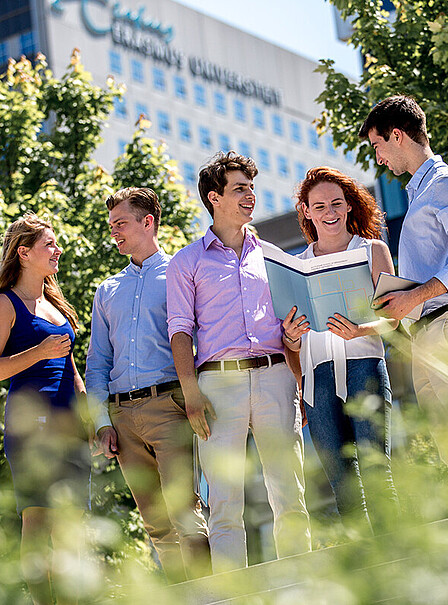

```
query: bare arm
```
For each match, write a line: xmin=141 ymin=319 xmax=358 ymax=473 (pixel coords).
xmin=0 ymin=294 xmax=72 ymax=381
xmin=170 ymin=332 xmax=216 ymax=441
xmin=328 ymin=240 xmax=398 ymax=339
xmin=71 ymin=354 xmax=86 ymax=395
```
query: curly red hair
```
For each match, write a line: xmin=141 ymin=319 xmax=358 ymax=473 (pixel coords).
xmin=295 ymin=166 xmax=385 ymax=243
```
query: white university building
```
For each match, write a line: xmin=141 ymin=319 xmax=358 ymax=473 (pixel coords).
xmin=0 ymin=0 xmax=373 ymax=248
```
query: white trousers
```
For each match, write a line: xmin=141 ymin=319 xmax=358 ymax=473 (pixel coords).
xmin=412 ymin=312 xmax=448 ymax=464
xmin=198 ymin=362 xmax=311 ymax=573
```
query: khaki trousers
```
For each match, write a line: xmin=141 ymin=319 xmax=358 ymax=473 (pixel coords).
xmin=197 ymin=362 xmax=311 ymax=573
xmin=109 ymin=387 xmax=210 ymax=582
xmin=412 ymin=312 xmax=448 ymax=464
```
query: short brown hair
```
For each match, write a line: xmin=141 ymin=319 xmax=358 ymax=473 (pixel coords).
xmin=198 ymin=151 xmax=258 ymax=217
xmin=295 ymin=166 xmax=385 ymax=243
xmin=106 ymin=187 xmax=161 ymax=233
xmin=359 ymin=95 xmax=429 ymax=146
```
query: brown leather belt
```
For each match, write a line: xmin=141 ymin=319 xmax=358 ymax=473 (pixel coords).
xmin=197 ymin=354 xmax=285 ymax=373
xmin=109 ymin=380 xmax=180 ymax=403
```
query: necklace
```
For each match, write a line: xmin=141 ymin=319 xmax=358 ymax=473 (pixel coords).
xmin=13 ymin=285 xmax=45 ymax=303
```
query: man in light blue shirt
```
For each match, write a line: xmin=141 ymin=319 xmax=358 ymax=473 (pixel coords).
xmin=360 ymin=95 xmax=448 ymax=462
xmin=86 ymin=187 xmax=209 ymax=582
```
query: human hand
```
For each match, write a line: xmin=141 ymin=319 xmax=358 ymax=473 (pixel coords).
xmin=327 ymin=314 xmax=365 ymax=340
xmin=185 ymin=392 xmax=217 ymax=441
xmin=282 ymin=306 xmax=310 ymax=348
xmin=97 ymin=426 xmax=119 ymax=458
xmin=298 ymin=391 xmax=308 ymax=428
xmin=38 ymin=333 xmax=72 ymax=359
xmin=372 ymin=290 xmax=417 ymax=321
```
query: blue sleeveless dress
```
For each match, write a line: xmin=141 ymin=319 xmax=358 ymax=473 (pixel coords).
xmin=2 ymin=290 xmax=90 ymax=513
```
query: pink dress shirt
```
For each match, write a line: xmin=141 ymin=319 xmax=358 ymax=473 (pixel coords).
xmin=167 ymin=227 xmax=284 ymax=368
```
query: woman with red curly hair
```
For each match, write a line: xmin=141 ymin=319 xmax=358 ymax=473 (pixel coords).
xmin=283 ymin=166 xmax=399 ymax=536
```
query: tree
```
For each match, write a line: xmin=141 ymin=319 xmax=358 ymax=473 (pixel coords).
xmin=0 ymin=50 xmax=200 ymax=369
xmin=315 ymin=0 xmax=448 ymax=174
xmin=0 ymin=51 xmax=200 ymax=580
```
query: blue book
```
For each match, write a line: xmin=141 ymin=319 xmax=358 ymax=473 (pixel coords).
xmin=261 ymin=241 xmax=375 ymax=332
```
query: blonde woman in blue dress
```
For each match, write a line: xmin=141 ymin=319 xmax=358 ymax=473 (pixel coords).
xmin=0 ymin=213 xmax=89 ymax=604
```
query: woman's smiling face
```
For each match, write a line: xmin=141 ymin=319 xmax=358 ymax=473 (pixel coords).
xmin=303 ymin=181 xmax=351 ymax=240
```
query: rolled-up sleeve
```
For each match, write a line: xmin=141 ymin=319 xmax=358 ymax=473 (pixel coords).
xmin=166 ymin=251 xmax=196 ymax=340
xmin=85 ymin=288 xmax=114 ymax=432
xmin=435 ymin=181 xmax=448 ymax=288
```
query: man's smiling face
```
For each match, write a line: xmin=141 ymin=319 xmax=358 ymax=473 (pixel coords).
xmin=109 ymin=199 xmax=151 ymax=257
xmin=211 ymin=170 xmax=256 ymax=228
xmin=368 ymin=128 xmax=408 ymax=176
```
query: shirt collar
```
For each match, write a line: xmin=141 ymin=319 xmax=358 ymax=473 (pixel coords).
xmin=129 ymin=249 xmax=165 ymax=273
xmin=203 ymin=226 xmax=257 ymax=251
xmin=406 ymin=155 xmax=441 ymax=199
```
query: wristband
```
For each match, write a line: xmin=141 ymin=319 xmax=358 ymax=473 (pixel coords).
xmin=283 ymin=334 xmax=300 ymax=344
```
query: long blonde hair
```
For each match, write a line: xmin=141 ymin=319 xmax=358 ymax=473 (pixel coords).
xmin=0 ymin=213 xmax=78 ymax=331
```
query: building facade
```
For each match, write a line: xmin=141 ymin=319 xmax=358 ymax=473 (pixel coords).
xmin=1 ymin=0 xmax=374 ymax=243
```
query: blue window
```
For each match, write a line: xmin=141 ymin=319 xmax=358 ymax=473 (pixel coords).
xmin=218 ymin=134 xmax=231 ymax=152
xmin=234 ymin=99 xmax=246 ymax=122
xmin=258 ymin=148 xmax=270 ymax=171
xmin=263 ymin=190 xmax=275 ymax=213
xmin=174 ymin=76 xmax=187 ymax=99
xmin=194 ymin=84 xmax=207 ymax=107
xmin=238 ymin=141 xmax=251 ymax=158
xmin=214 ymin=91 xmax=226 ymax=115
xmin=199 ymin=126 xmax=212 ymax=150
xmin=183 ymin=162 xmax=196 ymax=186
xmin=153 ymin=67 xmax=166 ymax=92
xmin=343 ymin=144 xmax=355 ymax=163
xmin=325 ymin=135 xmax=337 ymax=156
xmin=20 ymin=32 xmax=35 ymax=56
xmin=253 ymin=107 xmax=265 ymax=129
xmin=0 ymin=41 xmax=8 ymax=64
xmin=114 ymin=97 xmax=127 ymax=119
xmin=118 ymin=139 xmax=127 ymax=156
xmin=135 ymin=102 xmax=149 ymax=121
xmin=109 ymin=50 xmax=122 ymax=75
xmin=131 ymin=59 xmax=144 ymax=83
xmin=277 ymin=155 xmax=289 ymax=178
xmin=178 ymin=119 xmax=192 ymax=143
xmin=282 ymin=195 xmax=293 ymax=212
xmin=272 ymin=114 xmax=284 ymax=136
xmin=290 ymin=121 xmax=302 ymax=143
xmin=157 ymin=111 xmax=171 ymax=135
xmin=308 ymin=127 xmax=320 ymax=149
xmin=295 ymin=162 xmax=306 ymax=182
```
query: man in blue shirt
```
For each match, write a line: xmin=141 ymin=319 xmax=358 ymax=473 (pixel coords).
xmin=360 ymin=95 xmax=448 ymax=463
xmin=86 ymin=187 xmax=209 ymax=582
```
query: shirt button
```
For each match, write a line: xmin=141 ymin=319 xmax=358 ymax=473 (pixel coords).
xmin=131 ymin=363 xmax=134 ymax=367
xmin=139 ymin=275 xmax=143 ymax=279
xmin=131 ymin=338 xmax=135 ymax=342
xmin=135 ymin=295 xmax=139 ymax=299
xmin=244 ymin=287 xmax=247 ymax=291
xmin=133 ymin=317 xmax=136 ymax=320
xmin=132 ymin=385 xmax=136 ymax=389
xmin=246 ymin=309 xmax=250 ymax=313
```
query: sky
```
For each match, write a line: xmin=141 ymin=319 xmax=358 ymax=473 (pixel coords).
xmin=174 ymin=0 xmax=361 ymax=78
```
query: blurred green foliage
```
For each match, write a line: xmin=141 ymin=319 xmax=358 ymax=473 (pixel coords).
xmin=315 ymin=0 xmax=448 ymax=174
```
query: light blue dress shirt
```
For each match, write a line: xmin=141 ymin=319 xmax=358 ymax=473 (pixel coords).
xmin=400 ymin=155 xmax=448 ymax=316
xmin=86 ymin=250 xmax=178 ymax=431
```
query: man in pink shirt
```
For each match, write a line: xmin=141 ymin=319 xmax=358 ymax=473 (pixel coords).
xmin=167 ymin=151 xmax=311 ymax=572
